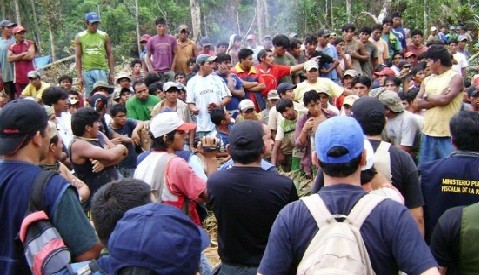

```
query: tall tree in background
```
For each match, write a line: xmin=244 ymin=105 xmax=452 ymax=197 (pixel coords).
xmin=29 ymin=0 xmax=42 ymax=52
xmin=12 ymin=0 xmax=21 ymax=25
xmin=190 ymin=0 xmax=201 ymax=40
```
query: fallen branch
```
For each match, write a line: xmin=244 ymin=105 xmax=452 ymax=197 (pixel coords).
xmin=40 ymin=55 xmax=75 ymax=70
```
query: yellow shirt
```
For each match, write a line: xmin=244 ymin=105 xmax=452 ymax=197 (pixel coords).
xmin=422 ymin=69 xmax=461 ymax=137
xmin=21 ymin=82 xmax=51 ymax=100
xmin=294 ymin=78 xmax=344 ymax=104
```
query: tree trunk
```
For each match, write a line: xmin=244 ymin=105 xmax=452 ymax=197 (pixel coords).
xmin=330 ymin=0 xmax=334 ymax=29
xmin=256 ymin=0 xmax=266 ymax=40
xmin=190 ymin=0 xmax=201 ymax=41
xmin=12 ymin=0 xmax=21 ymax=25
xmin=134 ymin=0 xmax=141 ymax=58
xmin=346 ymin=0 xmax=352 ymax=23
xmin=29 ymin=0 xmax=42 ymax=52
xmin=48 ymin=23 xmax=56 ymax=61
xmin=423 ymin=0 xmax=428 ymax=35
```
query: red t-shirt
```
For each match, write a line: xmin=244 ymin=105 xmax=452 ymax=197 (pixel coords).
xmin=255 ymin=64 xmax=291 ymax=96
xmin=9 ymin=40 xmax=35 ymax=84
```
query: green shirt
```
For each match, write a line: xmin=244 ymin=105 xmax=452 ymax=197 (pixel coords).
xmin=77 ymin=30 xmax=109 ymax=71
xmin=126 ymin=95 xmax=161 ymax=121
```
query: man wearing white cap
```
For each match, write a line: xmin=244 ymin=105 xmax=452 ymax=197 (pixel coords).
xmin=293 ymin=60 xmax=348 ymax=103
xmin=134 ymin=112 xmax=217 ymax=226
xmin=186 ymin=54 xmax=231 ymax=141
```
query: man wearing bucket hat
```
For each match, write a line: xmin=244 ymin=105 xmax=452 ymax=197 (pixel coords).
xmin=75 ymin=12 xmax=115 ymax=97
xmin=379 ymin=90 xmax=421 ymax=162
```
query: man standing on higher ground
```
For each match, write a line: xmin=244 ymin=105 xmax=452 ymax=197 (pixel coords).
xmin=75 ymin=12 xmax=115 ymax=97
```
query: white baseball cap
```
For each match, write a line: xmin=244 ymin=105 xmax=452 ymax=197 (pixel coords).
xmin=150 ymin=112 xmax=196 ymax=138
xmin=238 ymin=99 xmax=256 ymax=112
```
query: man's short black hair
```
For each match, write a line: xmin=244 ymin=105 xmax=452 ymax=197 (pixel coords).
xmin=42 ymin=86 xmax=69 ymax=106
xmin=382 ymin=17 xmax=393 ymax=25
xmin=257 ymin=49 xmax=272 ymax=62
xmin=410 ymin=29 xmax=424 ymax=37
xmin=450 ymin=111 xmax=479 ymax=152
xmin=144 ymin=73 xmax=161 ymax=87
xmin=289 ymin=38 xmax=302 ymax=49
xmin=359 ymin=26 xmax=372 ymax=35
xmin=91 ymin=179 xmax=151 ymax=245
xmin=155 ymin=18 xmax=167 ymax=25
xmin=151 ymin=129 xmax=177 ymax=151
xmin=217 ymin=42 xmax=229 ymax=48
xmin=272 ymin=34 xmax=290 ymax=49
xmin=319 ymin=153 xmax=362 ymax=177
xmin=391 ymin=12 xmax=401 ymax=19
xmin=58 ymin=75 xmax=72 ymax=84
xmin=130 ymin=58 xmax=142 ymax=68
xmin=304 ymin=89 xmax=320 ymax=106
xmin=238 ymin=48 xmax=254 ymax=62
xmin=384 ymin=76 xmax=401 ymax=87
xmin=216 ymin=53 xmax=232 ymax=64
xmin=148 ymin=82 xmax=161 ymax=95
xmin=425 ymin=45 xmax=453 ymax=66
xmin=399 ymin=88 xmax=419 ymax=103
xmin=342 ymin=23 xmax=356 ymax=32
xmin=304 ymin=35 xmax=317 ymax=46
xmin=132 ymin=80 xmax=146 ymax=91
xmin=210 ymin=107 xmax=226 ymax=125
xmin=71 ymin=107 xmax=101 ymax=136
xmin=352 ymin=76 xmax=372 ymax=88
xmin=276 ymin=98 xmax=294 ymax=113
xmin=371 ymin=24 xmax=383 ymax=32
xmin=68 ymin=90 xmax=79 ymax=96
xmin=110 ymin=104 xmax=127 ymax=117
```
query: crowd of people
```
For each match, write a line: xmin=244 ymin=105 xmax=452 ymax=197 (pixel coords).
xmin=1 ymin=9 xmax=479 ymax=274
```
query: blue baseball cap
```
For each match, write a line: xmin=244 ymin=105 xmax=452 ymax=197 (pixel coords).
xmin=315 ymin=116 xmax=364 ymax=164
xmin=84 ymin=12 xmax=100 ymax=23
xmin=108 ymin=203 xmax=210 ymax=274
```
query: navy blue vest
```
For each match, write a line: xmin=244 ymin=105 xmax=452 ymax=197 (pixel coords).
xmin=421 ymin=152 xmax=479 ymax=243
xmin=0 ymin=161 xmax=69 ymax=274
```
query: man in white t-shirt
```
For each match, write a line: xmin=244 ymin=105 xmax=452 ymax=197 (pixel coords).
xmin=379 ymin=90 xmax=421 ymax=162
xmin=449 ymin=39 xmax=468 ymax=79
xmin=186 ymin=54 xmax=231 ymax=140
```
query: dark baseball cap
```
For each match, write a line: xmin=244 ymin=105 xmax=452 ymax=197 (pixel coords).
xmin=229 ymin=121 xmax=264 ymax=151
xmin=351 ymin=96 xmax=385 ymax=128
xmin=277 ymin=83 xmax=297 ymax=95
xmin=0 ymin=100 xmax=48 ymax=155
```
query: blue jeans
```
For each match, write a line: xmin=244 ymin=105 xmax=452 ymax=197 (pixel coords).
xmin=83 ymin=69 xmax=108 ymax=97
xmin=200 ymin=252 xmax=213 ymax=275
xmin=419 ymin=135 xmax=453 ymax=168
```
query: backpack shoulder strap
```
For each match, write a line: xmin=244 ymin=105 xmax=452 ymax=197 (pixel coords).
xmin=301 ymin=194 xmax=334 ymax=227
xmin=373 ymin=141 xmax=392 ymax=181
xmin=29 ymin=170 xmax=58 ymax=213
xmin=347 ymin=193 xmax=386 ymax=228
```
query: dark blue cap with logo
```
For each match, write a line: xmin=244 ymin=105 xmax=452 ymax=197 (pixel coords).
xmin=84 ymin=12 xmax=100 ymax=23
xmin=0 ymin=99 xmax=48 ymax=155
